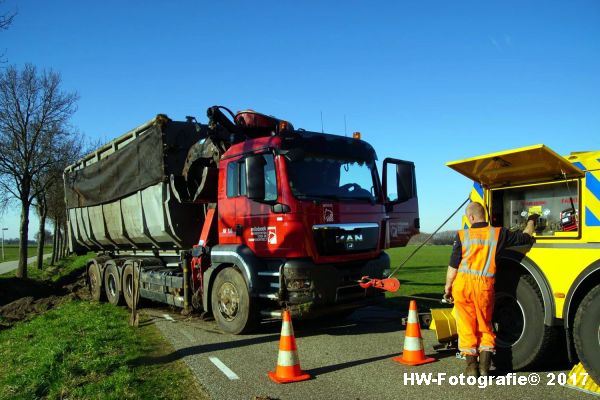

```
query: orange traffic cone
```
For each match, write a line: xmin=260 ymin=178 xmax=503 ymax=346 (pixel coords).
xmin=268 ymin=309 xmax=311 ymax=383
xmin=393 ymin=300 xmax=436 ymax=366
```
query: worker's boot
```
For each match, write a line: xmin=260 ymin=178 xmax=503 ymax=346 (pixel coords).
xmin=479 ymin=351 xmax=492 ymax=377
xmin=465 ymin=355 xmax=479 ymax=377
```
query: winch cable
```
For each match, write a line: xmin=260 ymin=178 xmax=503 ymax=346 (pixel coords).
xmin=385 ymin=196 xmax=470 ymax=280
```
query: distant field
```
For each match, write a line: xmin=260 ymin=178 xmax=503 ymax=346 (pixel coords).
xmin=1 ymin=245 xmax=52 ymax=263
xmin=384 ymin=245 xmax=452 ymax=309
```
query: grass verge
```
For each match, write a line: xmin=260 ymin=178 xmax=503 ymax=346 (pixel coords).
xmin=0 ymin=255 xmax=208 ymax=400
xmin=0 ymin=253 xmax=92 ymax=281
xmin=384 ymin=245 xmax=452 ymax=310
xmin=0 ymin=302 xmax=206 ymax=400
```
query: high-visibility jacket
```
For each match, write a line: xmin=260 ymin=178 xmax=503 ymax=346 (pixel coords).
xmin=457 ymin=225 xmax=501 ymax=280
xmin=454 ymin=225 xmax=502 ymax=355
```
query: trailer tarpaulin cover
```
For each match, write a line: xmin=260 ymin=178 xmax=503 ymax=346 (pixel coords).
xmin=64 ymin=125 xmax=165 ymax=208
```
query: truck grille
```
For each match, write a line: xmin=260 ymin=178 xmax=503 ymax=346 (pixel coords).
xmin=312 ymin=223 xmax=379 ymax=256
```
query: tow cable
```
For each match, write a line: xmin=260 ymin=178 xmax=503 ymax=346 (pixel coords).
xmin=358 ymin=197 xmax=470 ymax=292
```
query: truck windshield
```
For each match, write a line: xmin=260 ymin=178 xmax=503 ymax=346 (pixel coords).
xmin=286 ymin=154 xmax=377 ymax=201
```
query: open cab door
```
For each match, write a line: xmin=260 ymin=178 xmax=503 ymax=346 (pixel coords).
xmin=446 ymin=144 xmax=584 ymax=188
xmin=382 ymin=158 xmax=419 ymax=247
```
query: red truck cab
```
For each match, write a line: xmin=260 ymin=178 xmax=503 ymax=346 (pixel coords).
xmin=199 ymin=122 xmax=419 ymax=333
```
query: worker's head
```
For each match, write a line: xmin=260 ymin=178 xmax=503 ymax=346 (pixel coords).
xmin=466 ymin=202 xmax=487 ymax=224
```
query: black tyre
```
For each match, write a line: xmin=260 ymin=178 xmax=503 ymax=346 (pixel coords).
xmin=88 ymin=262 xmax=104 ymax=302
xmin=104 ymin=261 xmax=123 ymax=306
xmin=122 ymin=262 xmax=140 ymax=310
xmin=493 ymin=274 xmax=557 ymax=370
xmin=574 ymin=284 xmax=600 ymax=384
xmin=211 ymin=267 xmax=258 ymax=334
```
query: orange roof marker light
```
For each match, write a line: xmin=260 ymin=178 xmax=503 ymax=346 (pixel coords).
xmin=352 ymin=131 xmax=361 ymax=140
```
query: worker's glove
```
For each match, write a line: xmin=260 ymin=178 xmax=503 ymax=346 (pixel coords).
xmin=527 ymin=214 xmax=540 ymax=224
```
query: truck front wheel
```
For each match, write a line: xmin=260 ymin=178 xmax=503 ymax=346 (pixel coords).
xmin=574 ymin=284 xmax=600 ymax=384
xmin=211 ymin=267 xmax=258 ymax=334
xmin=493 ymin=274 xmax=557 ymax=370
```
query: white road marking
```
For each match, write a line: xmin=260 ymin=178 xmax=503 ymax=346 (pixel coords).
xmin=181 ymin=329 xmax=196 ymax=343
xmin=162 ymin=314 xmax=175 ymax=322
xmin=209 ymin=357 xmax=240 ymax=380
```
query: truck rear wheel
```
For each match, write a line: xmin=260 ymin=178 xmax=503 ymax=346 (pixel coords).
xmin=493 ymin=274 xmax=557 ymax=370
xmin=211 ymin=267 xmax=258 ymax=334
xmin=88 ymin=262 xmax=104 ymax=302
xmin=574 ymin=284 xmax=600 ymax=384
xmin=122 ymin=262 xmax=140 ymax=309
xmin=104 ymin=262 xmax=123 ymax=306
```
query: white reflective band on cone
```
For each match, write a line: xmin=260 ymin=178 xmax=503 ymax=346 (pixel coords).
xmin=276 ymin=350 xmax=300 ymax=367
xmin=403 ymin=336 xmax=424 ymax=352
xmin=281 ymin=321 xmax=293 ymax=335
xmin=407 ymin=310 xmax=419 ymax=324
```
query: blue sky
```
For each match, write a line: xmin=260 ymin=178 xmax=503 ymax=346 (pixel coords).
xmin=1 ymin=0 xmax=599 ymax=239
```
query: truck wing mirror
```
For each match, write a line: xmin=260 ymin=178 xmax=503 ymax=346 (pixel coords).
xmin=246 ymin=155 xmax=266 ymax=201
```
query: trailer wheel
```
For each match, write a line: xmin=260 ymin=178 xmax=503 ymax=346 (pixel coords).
xmin=493 ymin=274 xmax=557 ymax=371
xmin=104 ymin=262 xmax=123 ymax=306
xmin=574 ymin=284 xmax=600 ymax=384
xmin=122 ymin=262 xmax=140 ymax=309
xmin=88 ymin=262 xmax=104 ymax=302
xmin=211 ymin=267 xmax=258 ymax=334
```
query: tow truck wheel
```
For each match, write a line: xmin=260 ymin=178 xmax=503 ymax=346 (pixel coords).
xmin=104 ymin=262 xmax=123 ymax=306
xmin=88 ymin=262 xmax=104 ymax=302
xmin=574 ymin=284 xmax=600 ymax=384
xmin=211 ymin=267 xmax=258 ymax=334
xmin=493 ymin=274 xmax=557 ymax=371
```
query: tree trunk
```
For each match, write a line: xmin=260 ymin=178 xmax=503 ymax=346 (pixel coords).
xmin=56 ymin=226 xmax=62 ymax=260
xmin=51 ymin=221 xmax=58 ymax=265
xmin=16 ymin=200 xmax=30 ymax=279
xmin=36 ymin=205 xmax=47 ymax=270
xmin=64 ymin=223 xmax=69 ymax=257
xmin=61 ymin=222 xmax=68 ymax=258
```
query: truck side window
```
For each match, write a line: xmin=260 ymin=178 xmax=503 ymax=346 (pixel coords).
xmin=494 ymin=180 xmax=579 ymax=236
xmin=264 ymin=154 xmax=277 ymax=201
xmin=227 ymin=155 xmax=277 ymax=200
xmin=239 ymin=162 xmax=247 ymax=196
xmin=226 ymin=161 xmax=239 ymax=197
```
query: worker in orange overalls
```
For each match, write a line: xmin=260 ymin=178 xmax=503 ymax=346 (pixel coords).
xmin=444 ymin=202 xmax=536 ymax=377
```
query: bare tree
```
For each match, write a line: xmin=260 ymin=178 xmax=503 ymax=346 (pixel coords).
xmin=1 ymin=2 xmax=16 ymax=62
xmin=0 ymin=64 xmax=79 ymax=278
xmin=0 ymin=9 xmax=15 ymax=30
xmin=47 ymin=178 xmax=66 ymax=266
xmin=36 ymin=135 xmax=82 ymax=267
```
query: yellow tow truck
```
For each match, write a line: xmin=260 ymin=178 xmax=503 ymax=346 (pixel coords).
xmin=441 ymin=144 xmax=600 ymax=385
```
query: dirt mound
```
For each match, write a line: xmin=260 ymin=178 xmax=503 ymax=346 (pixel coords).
xmin=0 ymin=270 xmax=90 ymax=330
xmin=0 ymin=278 xmax=54 ymax=305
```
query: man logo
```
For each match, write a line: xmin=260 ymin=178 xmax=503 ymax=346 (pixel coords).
xmin=335 ymin=234 xmax=363 ymax=243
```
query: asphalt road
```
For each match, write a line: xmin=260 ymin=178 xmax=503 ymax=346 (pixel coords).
xmin=0 ymin=253 xmax=52 ymax=274
xmin=148 ymin=305 xmax=596 ymax=400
